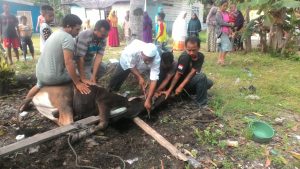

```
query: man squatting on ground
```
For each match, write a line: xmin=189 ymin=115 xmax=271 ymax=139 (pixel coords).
xmin=108 ymin=39 xmax=161 ymax=112
xmin=162 ymin=37 xmax=213 ymax=107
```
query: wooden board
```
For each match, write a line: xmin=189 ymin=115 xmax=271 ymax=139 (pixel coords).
xmin=0 ymin=116 xmax=100 ymax=157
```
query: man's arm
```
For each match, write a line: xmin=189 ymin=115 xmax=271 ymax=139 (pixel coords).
xmin=63 ymin=49 xmax=90 ymax=94
xmin=130 ymin=67 xmax=145 ymax=90
xmin=91 ymin=54 xmax=103 ymax=82
xmin=175 ymin=68 xmax=197 ymax=95
xmin=144 ymin=80 xmax=157 ymax=112
xmin=157 ymin=73 xmax=174 ymax=92
xmin=164 ymin=71 xmax=182 ymax=99
xmin=36 ymin=18 xmax=40 ymax=32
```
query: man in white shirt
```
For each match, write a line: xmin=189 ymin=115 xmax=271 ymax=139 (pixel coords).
xmin=109 ymin=39 xmax=161 ymax=112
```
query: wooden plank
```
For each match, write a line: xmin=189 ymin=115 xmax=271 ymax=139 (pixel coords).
xmin=0 ymin=116 xmax=100 ymax=157
xmin=133 ymin=117 xmax=188 ymax=161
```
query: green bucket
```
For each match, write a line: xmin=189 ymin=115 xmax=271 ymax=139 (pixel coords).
xmin=249 ymin=121 xmax=275 ymax=143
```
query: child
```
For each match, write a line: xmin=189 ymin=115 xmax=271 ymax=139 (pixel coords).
xmin=155 ymin=13 xmax=168 ymax=52
xmin=39 ymin=5 xmax=54 ymax=53
xmin=18 ymin=16 xmax=34 ymax=61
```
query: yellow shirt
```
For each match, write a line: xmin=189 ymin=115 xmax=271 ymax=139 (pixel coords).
xmin=156 ymin=21 xmax=167 ymax=42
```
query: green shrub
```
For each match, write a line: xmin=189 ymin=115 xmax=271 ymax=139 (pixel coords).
xmin=0 ymin=53 xmax=15 ymax=95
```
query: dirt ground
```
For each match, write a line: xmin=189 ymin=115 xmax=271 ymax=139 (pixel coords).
xmin=0 ymin=71 xmax=299 ymax=169
xmin=0 ymin=85 xmax=216 ymax=169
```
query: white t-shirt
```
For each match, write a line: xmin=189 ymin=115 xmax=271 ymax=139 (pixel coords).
xmin=39 ymin=22 xmax=52 ymax=53
xmin=119 ymin=40 xmax=161 ymax=81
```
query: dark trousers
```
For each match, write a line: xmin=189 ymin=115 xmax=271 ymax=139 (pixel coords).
xmin=20 ymin=37 xmax=34 ymax=60
xmin=184 ymin=72 xmax=213 ymax=106
xmin=108 ymin=63 xmax=131 ymax=92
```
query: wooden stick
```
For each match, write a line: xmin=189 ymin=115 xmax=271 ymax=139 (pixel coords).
xmin=133 ymin=117 xmax=188 ymax=161
xmin=0 ymin=116 xmax=100 ymax=157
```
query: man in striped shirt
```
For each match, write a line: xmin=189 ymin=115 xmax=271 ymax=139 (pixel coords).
xmin=74 ymin=20 xmax=110 ymax=84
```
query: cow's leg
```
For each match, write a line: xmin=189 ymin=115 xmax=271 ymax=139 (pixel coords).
xmin=58 ymin=106 xmax=74 ymax=126
xmin=49 ymin=84 xmax=74 ymax=126
xmin=96 ymin=102 xmax=109 ymax=130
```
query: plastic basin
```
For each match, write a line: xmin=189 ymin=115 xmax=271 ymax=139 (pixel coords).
xmin=250 ymin=121 xmax=275 ymax=143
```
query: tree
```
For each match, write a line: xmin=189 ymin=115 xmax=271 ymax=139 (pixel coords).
xmin=129 ymin=0 xmax=145 ymax=40
xmin=241 ymin=0 xmax=300 ymax=55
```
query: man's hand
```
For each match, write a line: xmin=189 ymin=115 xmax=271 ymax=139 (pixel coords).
xmin=81 ymin=78 xmax=95 ymax=86
xmin=144 ymin=99 xmax=152 ymax=112
xmin=75 ymin=82 xmax=91 ymax=94
xmin=175 ymin=86 xmax=184 ymax=95
xmin=154 ymin=91 xmax=162 ymax=98
xmin=90 ymin=75 xmax=97 ymax=83
xmin=161 ymin=90 xmax=172 ymax=100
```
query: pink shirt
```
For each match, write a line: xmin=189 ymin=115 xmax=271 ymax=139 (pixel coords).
xmin=38 ymin=15 xmax=45 ymax=26
xmin=221 ymin=12 xmax=230 ymax=34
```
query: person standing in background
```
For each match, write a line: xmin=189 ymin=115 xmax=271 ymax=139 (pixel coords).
xmin=39 ymin=5 xmax=54 ymax=53
xmin=187 ymin=13 xmax=202 ymax=37
xmin=35 ymin=10 xmax=45 ymax=32
xmin=19 ymin=16 xmax=34 ymax=61
xmin=155 ymin=7 xmax=164 ymax=36
xmin=155 ymin=13 xmax=168 ymax=52
xmin=123 ymin=11 xmax=131 ymax=44
xmin=172 ymin=11 xmax=187 ymax=51
xmin=0 ymin=2 xmax=20 ymax=64
xmin=216 ymin=0 xmax=233 ymax=65
xmin=107 ymin=10 xmax=120 ymax=47
xmin=206 ymin=4 xmax=218 ymax=52
xmin=143 ymin=12 xmax=153 ymax=43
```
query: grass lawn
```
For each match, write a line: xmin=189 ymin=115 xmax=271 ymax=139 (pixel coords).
xmin=10 ymin=31 xmax=300 ymax=168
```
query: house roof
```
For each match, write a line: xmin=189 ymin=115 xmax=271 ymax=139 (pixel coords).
xmin=61 ymin=0 xmax=130 ymax=9
xmin=3 ymin=0 xmax=35 ymax=6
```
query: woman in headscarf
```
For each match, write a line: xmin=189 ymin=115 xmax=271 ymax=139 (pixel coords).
xmin=172 ymin=11 xmax=187 ymax=51
xmin=107 ymin=10 xmax=120 ymax=47
xmin=187 ymin=13 xmax=202 ymax=37
xmin=143 ymin=12 xmax=153 ymax=43
xmin=206 ymin=5 xmax=218 ymax=52
xmin=216 ymin=0 xmax=233 ymax=65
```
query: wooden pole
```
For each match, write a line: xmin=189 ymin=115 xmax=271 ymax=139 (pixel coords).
xmin=133 ymin=117 xmax=188 ymax=161
xmin=0 ymin=116 xmax=100 ymax=157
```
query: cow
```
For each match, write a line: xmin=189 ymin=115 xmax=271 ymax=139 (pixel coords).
xmin=31 ymin=83 xmax=145 ymax=129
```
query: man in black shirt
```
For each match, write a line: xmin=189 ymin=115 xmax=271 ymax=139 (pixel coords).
xmin=163 ymin=36 xmax=213 ymax=106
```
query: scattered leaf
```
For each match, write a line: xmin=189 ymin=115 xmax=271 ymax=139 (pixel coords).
xmin=252 ymin=112 xmax=264 ymax=117
xmin=290 ymin=151 xmax=300 ymax=160
xmin=291 ymin=124 xmax=299 ymax=132
xmin=279 ymin=156 xmax=288 ymax=164
xmin=265 ymin=158 xmax=271 ymax=168
xmin=0 ymin=129 xmax=5 ymax=136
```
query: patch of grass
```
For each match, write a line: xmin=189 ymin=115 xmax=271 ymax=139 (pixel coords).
xmin=222 ymin=159 xmax=235 ymax=169
xmin=233 ymin=142 xmax=264 ymax=160
xmin=194 ymin=127 xmax=224 ymax=146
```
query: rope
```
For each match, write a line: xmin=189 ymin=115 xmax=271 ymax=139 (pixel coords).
xmin=67 ymin=132 xmax=126 ymax=169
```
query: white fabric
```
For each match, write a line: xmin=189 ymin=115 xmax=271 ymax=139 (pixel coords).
xmin=172 ymin=11 xmax=188 ymax=41
xmin=142 ymin=43 xmax=157 ymax=58
xmin=32 ymin=91 xmax=58 ymax=121
xmin=119 ymin=40 xmax=161 ymax=81
xmin=39 ymin=23 xmax=51 ymax=53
